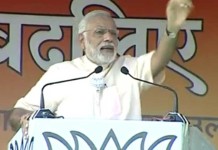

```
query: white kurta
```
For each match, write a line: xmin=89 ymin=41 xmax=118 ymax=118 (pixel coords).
xmin=14 ymin=51 xmax=164 ymax=120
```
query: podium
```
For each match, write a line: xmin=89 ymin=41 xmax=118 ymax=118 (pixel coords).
xmin=8 ymin=111 xmax=216 ymax=150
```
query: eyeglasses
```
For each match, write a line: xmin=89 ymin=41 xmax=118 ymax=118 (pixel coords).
xmin=82 ymin=27 xmax=119 ymax=37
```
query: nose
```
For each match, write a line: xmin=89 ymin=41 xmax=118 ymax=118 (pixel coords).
xmin=103 ymin=31 xmax=116 ymax=42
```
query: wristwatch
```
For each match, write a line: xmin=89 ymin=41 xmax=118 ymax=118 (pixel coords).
xmin=166 ymin=27 xmax=177 ymax=38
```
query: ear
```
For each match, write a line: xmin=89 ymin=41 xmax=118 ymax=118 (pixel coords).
xmin=78 ymin=34 xmax=85 ymax=50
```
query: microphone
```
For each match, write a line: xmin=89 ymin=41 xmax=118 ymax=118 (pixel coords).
xmin=40 ymin=66 xmax=103 ymax=109
xmin=120 ymin=66 xmax=189 ymax=123
xmin=121 ymin=66 xmax=178 ymax=113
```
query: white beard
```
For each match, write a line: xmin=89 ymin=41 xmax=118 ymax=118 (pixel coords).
xmin=84 ymin=38 xmax=117 ymax=65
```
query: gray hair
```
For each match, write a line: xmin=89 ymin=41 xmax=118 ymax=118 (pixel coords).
xmin=78 ymin=10 xmax=112 ymax=34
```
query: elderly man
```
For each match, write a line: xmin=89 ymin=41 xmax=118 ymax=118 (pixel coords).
xmin=9 ymin=0 xmax=193 ymax=134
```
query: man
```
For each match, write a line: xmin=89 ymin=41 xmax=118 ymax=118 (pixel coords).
xmin=9 ymin=0 xmax=193 ymax=133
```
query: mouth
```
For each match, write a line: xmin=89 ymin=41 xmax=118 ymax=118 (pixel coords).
xmin=100 ymin=45 xmax=114 ymax=51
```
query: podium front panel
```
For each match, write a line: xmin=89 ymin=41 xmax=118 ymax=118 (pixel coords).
xmin=8 ymin=119 xmax=186 ymax=150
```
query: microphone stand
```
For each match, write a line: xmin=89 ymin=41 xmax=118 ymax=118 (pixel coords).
xmin=121 ymin=66 xmax=189 ymax=124
xmin=32 ymin=66 xmax=103 ymax=119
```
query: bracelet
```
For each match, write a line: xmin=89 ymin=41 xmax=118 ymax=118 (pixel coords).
xmin=166 ymin=27 xmax=177 ymax=38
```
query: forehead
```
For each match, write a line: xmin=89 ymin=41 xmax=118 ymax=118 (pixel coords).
xmin=86 ymin=15 xmax=117 ymax=29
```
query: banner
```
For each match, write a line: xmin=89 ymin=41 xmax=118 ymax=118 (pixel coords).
xmin=0 ymin=0 xmax=217 ymax=149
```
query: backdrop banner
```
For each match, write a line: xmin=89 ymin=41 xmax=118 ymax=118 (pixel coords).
xmin=0 ymin=0 xmax=217 ymax=149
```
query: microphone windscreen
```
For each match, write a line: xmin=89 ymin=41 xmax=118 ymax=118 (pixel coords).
xmin=120 ymin=66 xmax=129 ymax=75
xmin=95 ymin=66 xmax=103 ymax=73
